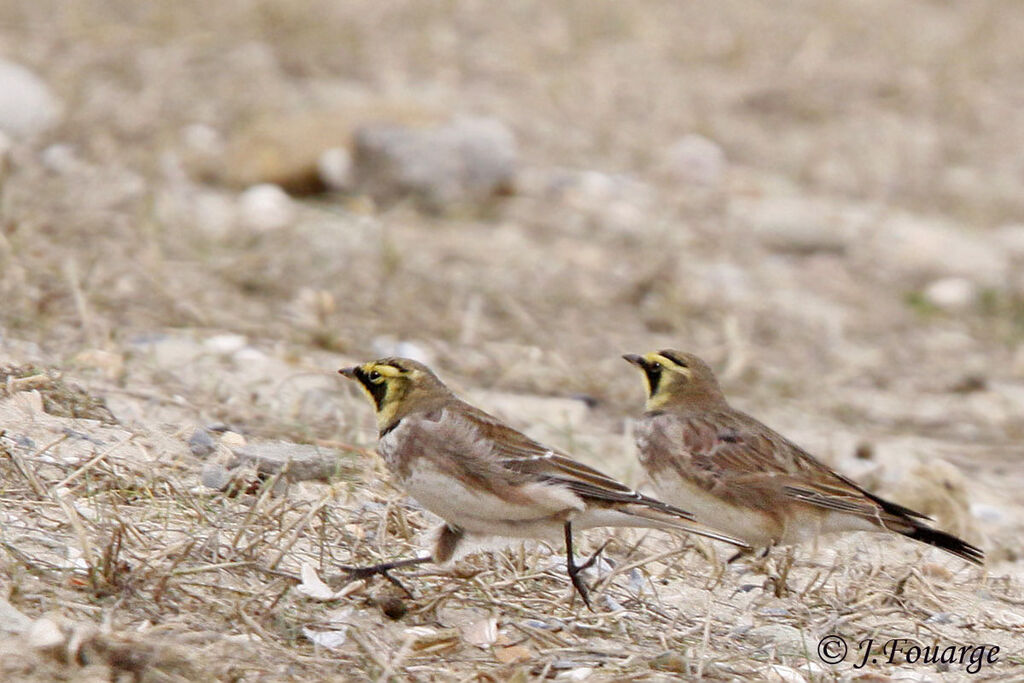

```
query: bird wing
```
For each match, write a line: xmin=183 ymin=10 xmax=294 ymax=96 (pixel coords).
xmin=458 ymin=401 xmax=699 ymax=520
xmin=659 ymin=411 xmax=932 ymax=524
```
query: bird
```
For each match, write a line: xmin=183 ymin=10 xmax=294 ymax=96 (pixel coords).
xmin=339 ymin=357 xmax=750 ymax=608
xmin=622 ymin=350 xmax=983 ymax=566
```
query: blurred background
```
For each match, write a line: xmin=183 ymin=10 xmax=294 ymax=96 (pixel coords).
xmin=2 ymin=0 xmax=1023 ymax=537
xmin=1 ymin=1 xmax=1024 ymax=678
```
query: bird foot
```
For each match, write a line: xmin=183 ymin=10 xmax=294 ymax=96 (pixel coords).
xmin=338 ymin=556 xmax=431 ymax=599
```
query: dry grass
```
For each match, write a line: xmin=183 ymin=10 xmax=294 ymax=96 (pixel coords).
xmin=1 ymin=0 xmax=1024 ymax=679
xmin=2 ymin=407 xmax=1020 ymax=681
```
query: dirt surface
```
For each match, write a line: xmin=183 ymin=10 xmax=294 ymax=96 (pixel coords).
xmin=1 ymin=1 xmax=1023 ymax=680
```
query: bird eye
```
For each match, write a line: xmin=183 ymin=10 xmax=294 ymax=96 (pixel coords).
xmin=368 ymin=370 xmax=381 ymax=381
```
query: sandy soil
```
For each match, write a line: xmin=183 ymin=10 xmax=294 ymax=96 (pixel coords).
xmin=1 ymin=1 xmax=1023 ymax=680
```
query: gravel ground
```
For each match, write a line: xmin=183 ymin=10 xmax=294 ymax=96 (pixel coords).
xmin=1 ymin=1 xmax=1023 ymax=680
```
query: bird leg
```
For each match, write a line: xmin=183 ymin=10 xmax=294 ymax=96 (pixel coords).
xmin=563 ymin=522 xmax=609 ymax=610
xmin=339 ymin=555 xmax=432 ymax=598
xmin=727 ymin=543 xmax=773 ymax=565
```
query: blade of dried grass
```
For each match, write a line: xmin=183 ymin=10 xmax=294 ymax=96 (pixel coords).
xmin=153 ymin=538 xmax=198 ymax=606
xmin=56 ymin=432 xmax=135 ymax=490
xmin=170 ymin=560 xmax=254 ymax=576
xmin=230 ymin=464 xmax=290 ymax=554
xmin=694 ymin=589 xmax=714 ymax=679
xmin=267 ymin=490 xmax=333 ymax=570
xmin=6 ymin=447 xmax=48 ymax=498
xmin=348 ymin=627 xmax=388 ymax=678
xmin=52 ymin=486 xmax=95 ymax=568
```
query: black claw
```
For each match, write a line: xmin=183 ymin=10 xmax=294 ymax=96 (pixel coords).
xmin=726 ymin=549 xmax=748 ymax=564
xmin=568 ymin=566 xmax=594 ymax=610
xmin=577 ymin=539 xmax=611 ymax=574
xmin=339 ymin=556 xmax=432 ymax=599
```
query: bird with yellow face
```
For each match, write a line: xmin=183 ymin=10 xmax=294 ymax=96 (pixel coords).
xmin=623 ymin=350 xmax=983 ymax=565
xmin=340 ymin=357 xmax=749 ymax=608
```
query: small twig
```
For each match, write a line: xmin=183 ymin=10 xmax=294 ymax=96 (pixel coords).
xmin=348 ymin=629 xmax=389 ymax=678
xmin=4 ymin=373 xmax=53 ymax=394
xmin=6 ymin=449 xmax=48 ymax=498
xmin=52 ymin=487 xmax=95 ymax=569
xmin=262 ymin=578 xmax=295 ymax=613
xmin=56 ymin=433 xmax=135 ymax=490
xmin=63 ymin=257 xmax=99 ymax=349
xmin=152 ymin=539 xmax=197 ymax=605
xmin=375 ymin=631 xmax=417 ymax=683
xmin=170 ymin=560 xmax=254 ymax=577
xmin=267 ymin=491 xmax=333 ymax=570
xmin=695 ymin=589 xmax=714 ymax=679
xmin=230 ymin=465 xmax=290 ymax=555
xmin=235 ymin=605 xmax=307 ymax=663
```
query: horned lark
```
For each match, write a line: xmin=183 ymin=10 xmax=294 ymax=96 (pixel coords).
xmin=340 ymin=357 xmax=749 ymax=607
xmin=623 ymin=350 xmax=983 ymax=565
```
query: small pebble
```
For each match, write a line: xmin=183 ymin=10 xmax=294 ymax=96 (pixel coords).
xmin=923 ymin=277 xmax=978 ymax=311
xmin=203 ymin=334 xmax=248 ymax=355
xmin=376 ymin=596 xmax=407 ymax=620
xmin=238 ymin=183 xmax=295 ymax=232
xmin=189 ymin=428 xmax=216 ymax=457
xmin=220 ymin=431 xmax=247 ymax=448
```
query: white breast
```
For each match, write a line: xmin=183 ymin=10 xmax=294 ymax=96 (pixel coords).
xmin=382 ymin=410 xmax=585 ymax=543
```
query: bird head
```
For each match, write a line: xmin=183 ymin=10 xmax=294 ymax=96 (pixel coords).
xmin=340 ymin=357 xmax=451 ymax=432
xmin=623 ymin=350 xmax=726 ymax=410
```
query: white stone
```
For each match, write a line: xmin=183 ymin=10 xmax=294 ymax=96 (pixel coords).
xmin=0 ymin=60 xmax=62 ymax=138
xmin=25 ymin=617 xmax=65 ymax=649
xmin=659 ymin=133 xmax=727 ymax=186
xmin=203 ymin=333 xmax=248 ymax=355
xmin=233 ymin=347 xmax=268 ymax=363
xmin=238 ymin=183 xmax=295 ymax=232
xmin=922 ymin=277 xmax=978 ymax=310
xmin=182 ymin=123 xmax=224 ymax=155
xmin=302 ymin=626 xmax=349 ymax=650
xmin=41 ymin=144 xmax=82 ymax=173
xmin=317 ymin=147 xmax=353 ymax=190
xmin=220 ymin=431 xmax=247 ymax=448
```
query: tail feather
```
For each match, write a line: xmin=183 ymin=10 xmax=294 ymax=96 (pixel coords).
xmin=902 ymin=523 xmax=984 ymax=565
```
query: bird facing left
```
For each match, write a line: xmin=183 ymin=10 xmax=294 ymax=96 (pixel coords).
xmin=339 ymin=357 xmax=749 ymax=608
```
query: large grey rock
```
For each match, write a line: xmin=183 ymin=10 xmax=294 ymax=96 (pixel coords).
xmin=200 ymin=440 xmax=354 ymax=491
xmin=729 ymin=195 xmax=856 ymax=255
xmin=232 ymin=440 xmax=347 ymax=481
xmin=0 ymin=60 xmax=62 ymax=138
xmin=865 ymin=213 xmax=1010 ymax=285
xmin=352 ymin=116 xmax=517 ymax=210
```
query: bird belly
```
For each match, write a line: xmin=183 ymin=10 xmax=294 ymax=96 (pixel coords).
xmin=400 ymin=459 xmax=581 ymax=543
xmin=649 ymin=472 xmax=780 ymax=547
